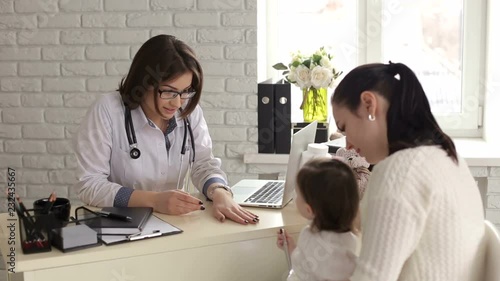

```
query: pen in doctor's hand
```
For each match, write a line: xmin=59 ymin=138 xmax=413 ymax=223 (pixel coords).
xmin=280 ymin=228 xmax=292 ymax=270
xmin=97 ymin=211 xmax=132 ymax=221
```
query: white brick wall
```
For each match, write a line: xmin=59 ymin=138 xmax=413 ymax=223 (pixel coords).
xmin=0 ymin=63 xmax=17 ymax=76
xmin=39 ymin=14 xmax=81 ymax=28
xmin=0 ymin=0 xmax=258 ymax=213
xmin=59 ymin=0 xmax=101 ymax=12
xmin=0 ymin=47 xmax=40 ymax=60
xmin=82 ymin=14 xmax=125 ymax=28
xmin=19 ymin=62 xmax=60 ymax=76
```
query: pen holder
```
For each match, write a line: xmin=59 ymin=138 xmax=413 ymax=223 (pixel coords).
xmin=19 ymin=210 xmax=53 ymax=254
xmin=33 ymin=197 xmax=71 ymax=229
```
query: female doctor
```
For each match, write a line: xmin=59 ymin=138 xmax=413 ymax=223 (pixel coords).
xmin=73 ymin=34 xmax=258 ymax=225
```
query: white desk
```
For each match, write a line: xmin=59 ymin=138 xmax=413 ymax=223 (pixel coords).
xmin=0 ymin=202 xmax=307 ymax=281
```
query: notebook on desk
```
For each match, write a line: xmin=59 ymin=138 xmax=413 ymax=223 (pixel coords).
xmin=86 ymin=207 xmax=153 ymax=235
xmin=99 ymin=215 xmax=183 ymax=245
xmin=232 ymin=121 xmax=317 ymax=209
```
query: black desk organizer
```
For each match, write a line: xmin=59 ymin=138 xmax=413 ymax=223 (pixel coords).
xmin=19 ymin=207 xmax=102 ymax=254
xmin=19 ymin=210 xmax=54 ymax=254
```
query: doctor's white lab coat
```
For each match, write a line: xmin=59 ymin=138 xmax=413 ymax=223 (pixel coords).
xmin=73 ymin=92 xmax=227 ymax=207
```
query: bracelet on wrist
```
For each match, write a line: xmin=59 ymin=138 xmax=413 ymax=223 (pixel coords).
xmin=207 ymin=185 xmax=233 ymax=201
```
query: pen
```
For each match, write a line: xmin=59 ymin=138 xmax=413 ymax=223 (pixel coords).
xmin=14 ymin=200 xmax=35 ymax=240
xmin=15 ymin=195 xmax=46 ymax=244
xmin=128 ymin=230 xmax=162 ymax=241
xmin=97 ymin=211 xmax=132 ymax=222
xmin=15 ymin=195 xmax=38 ymax=234
xmin=280 ymin=228 xmax=292 ymax=270
xmin=42 ymin=192 xmax=56 ymax=214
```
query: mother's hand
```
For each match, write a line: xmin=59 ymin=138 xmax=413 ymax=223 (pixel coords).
xmin=211 ymin=189 xmax=259 ymax=224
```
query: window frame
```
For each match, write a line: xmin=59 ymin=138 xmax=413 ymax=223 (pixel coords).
xmin=259 ymin=0 xmax=488 ymax=137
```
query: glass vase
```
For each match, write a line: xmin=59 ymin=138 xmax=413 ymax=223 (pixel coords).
xmin=301 ymin=87 xmax=328 ymax=122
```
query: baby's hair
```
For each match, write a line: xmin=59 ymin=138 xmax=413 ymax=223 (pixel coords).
xmin=296 ymin=158 xmax=359 ymax=233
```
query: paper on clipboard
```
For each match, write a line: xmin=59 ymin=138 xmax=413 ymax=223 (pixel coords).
xmin=99 ymin=215 xmax=182 ymax=245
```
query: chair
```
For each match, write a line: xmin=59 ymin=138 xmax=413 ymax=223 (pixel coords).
xmin=484 ymin=220 xmax=500 ymax=281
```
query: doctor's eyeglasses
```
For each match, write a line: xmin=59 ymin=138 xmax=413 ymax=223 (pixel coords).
xmin=158 ymin=89 xmax=196 ymax=100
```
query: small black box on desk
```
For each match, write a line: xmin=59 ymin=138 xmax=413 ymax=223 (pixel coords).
xmin=292 ymin=122 xmax=329 ymax=143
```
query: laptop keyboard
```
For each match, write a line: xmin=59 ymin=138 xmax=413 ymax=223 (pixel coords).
xmin=245 ymin=181 xmax=284 ymax=204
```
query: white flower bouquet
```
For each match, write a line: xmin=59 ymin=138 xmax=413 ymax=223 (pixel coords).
xmin=272 ymin=47 xmax=342 ymax=91
xmin=272 ymin=47 xmax=342 ymax=122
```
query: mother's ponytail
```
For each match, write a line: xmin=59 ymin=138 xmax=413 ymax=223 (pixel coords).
xmin=386 ymin=62 xmax=457 ymax=163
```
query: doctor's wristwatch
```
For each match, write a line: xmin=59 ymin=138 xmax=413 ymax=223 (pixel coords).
xmin=207 ymin=184 xmax=234 ymax=201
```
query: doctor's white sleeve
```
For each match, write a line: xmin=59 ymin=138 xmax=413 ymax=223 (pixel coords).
xmin=188 ymin=106 xmax=228 ymax=197
xmin=73 ymin=98 xmax=122 ymax=207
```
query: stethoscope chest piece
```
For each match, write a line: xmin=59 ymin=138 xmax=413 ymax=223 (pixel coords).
xmin=130 ymin=147 xmax=141 ymax=159
xmin=124 ymin=107 xmax=195 ymax=162
xmin=125 ymin=107 xmax=142 ymax=159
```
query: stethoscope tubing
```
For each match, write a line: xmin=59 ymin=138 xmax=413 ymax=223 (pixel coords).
xmin=183 ymin=118 xmax=195 ymax=163
xmin=124 ymin=107 xmax=195 ymax=161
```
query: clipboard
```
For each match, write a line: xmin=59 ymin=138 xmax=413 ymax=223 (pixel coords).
xmin=99 ymin=215 xmax=183 ymax=245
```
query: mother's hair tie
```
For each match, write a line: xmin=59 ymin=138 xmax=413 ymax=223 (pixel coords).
xmin=387 ymin=61 xmax=398 ymax=74
xmin=387 ymin=61 xmax=400 ymax=80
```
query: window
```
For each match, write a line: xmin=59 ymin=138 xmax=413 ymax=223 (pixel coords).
xmin=259 ymin=0 xmax=487 ymax=136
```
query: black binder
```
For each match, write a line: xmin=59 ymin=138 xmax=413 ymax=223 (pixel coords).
xmin=274 ymin=80 xmax=291 ymax=154
xmin=257 ymin=79 xmax=275 ymax=153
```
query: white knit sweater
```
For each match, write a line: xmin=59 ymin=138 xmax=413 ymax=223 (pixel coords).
xmin=351 ymin=146 xmax=485 ymax=281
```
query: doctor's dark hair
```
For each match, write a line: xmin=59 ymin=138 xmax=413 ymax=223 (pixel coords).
xmin=296 ymin=158 xmax=359 ymax=233
xmin=118 ymin=34 xmax=203 ymax=118
xmin=331 ymin=62 xmax=458 ymax=163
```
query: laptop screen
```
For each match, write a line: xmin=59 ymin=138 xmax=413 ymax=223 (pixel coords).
xmin=282 ymin=121 xmax=318 ymax=204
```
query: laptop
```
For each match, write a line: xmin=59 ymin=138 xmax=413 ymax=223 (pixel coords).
xmin=232 ymin=121 xmax=318 ymax=208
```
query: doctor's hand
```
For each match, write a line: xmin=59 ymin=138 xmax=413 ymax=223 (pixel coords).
xmin=211 ymin=189 xmax=259 ymax=225
xmin=153 ymin=190 xmax=205 ymax=215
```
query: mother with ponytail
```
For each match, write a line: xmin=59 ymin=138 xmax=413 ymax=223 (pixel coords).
xmin=331 ymin=62 xmax=485 ymax=281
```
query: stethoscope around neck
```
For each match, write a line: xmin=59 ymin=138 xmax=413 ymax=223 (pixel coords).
xmin=124 ymin=107 xmax=196 ymax=189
